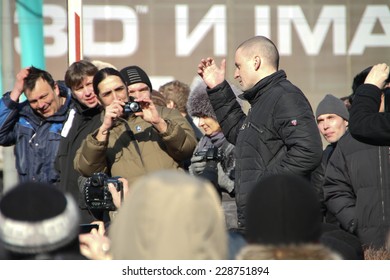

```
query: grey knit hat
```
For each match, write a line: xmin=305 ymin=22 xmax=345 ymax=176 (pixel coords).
xmin=316 ymin=94 xmax=349 ymax=121
xmin=0 ymin=182 xmax=80 ymax=255
xmin=187 ymin=80 xmax=217 ymax=119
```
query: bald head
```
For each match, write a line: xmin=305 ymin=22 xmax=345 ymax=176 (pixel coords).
xmin=237 ymin=36 xmax=279 ymax=71
xmin=234 ymin=36 xmax=280 ymax=90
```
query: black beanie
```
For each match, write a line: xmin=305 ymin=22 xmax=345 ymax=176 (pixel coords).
xmin=316 ymin=94 xmax=349 ymax=121
xmin=120 ymin=65 xmax=153 ymax=91
xmin=187 ymin=80 xmax=217 ymax=119
xmin=352 ymin=66 xmax=372 ymax=95
xmin=0 ymin=182 xmax=80 ymax=254
xmin=246 ymin=174 xmax=322 ymax=245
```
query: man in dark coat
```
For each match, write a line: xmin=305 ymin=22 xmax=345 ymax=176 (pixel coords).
xmin=55 ymin=60 xmax=102 ymax=223
xmin=197 ymin=36 xmax=323 ymax=230
xmin=323 ymin=64 xmax=390 ymax=249
xmin=349 ymin=63 xmax=390 ymax=145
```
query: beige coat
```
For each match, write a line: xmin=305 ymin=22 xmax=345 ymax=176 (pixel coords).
xmin=74 ymin=106 xmax=197 ymax=185
xmin=109 ymin=170 xmax=228 ymax=259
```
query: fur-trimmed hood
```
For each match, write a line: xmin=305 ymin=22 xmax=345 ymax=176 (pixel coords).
xmin=236 ymin=244 xmax=342 ymax=260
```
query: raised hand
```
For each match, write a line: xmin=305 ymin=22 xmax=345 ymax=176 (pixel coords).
xmin=365 ymin=63 xmax=390 ymax=90
xmin=197 ymin=57 xmax=226 ymax=89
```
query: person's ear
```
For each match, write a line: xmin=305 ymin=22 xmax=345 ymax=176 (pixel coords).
xmin=254 ymin=56 xmax=261 ymax=71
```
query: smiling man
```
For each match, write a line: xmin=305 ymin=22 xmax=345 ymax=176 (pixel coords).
xmin=0 ymin=66 xmax=71 ymax=184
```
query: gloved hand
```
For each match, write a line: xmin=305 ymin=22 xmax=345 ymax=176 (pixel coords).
xmin=217 ymin=162 xmax=235 ymax=194
xmin=189 ymin=155 xmax=207 ymax=175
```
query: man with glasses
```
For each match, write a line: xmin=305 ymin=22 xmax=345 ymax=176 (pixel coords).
xmin=55 ymin=60 xmax=103 ymax=222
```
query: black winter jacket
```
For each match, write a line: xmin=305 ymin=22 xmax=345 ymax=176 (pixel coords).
xmin=207 ymin=70 xmax=323 ymax=228
xmin=55 ymin=99 xmax=102 ymax=222
xmin=323 ymin=131 xmax=390 ymax=249
xmin=349 ymin=84 xmax=390 ymax=145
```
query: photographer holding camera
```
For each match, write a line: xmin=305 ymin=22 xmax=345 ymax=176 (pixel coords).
xmin=74 ymin=67 xmax=197 ymax=209
xmin=187 ymin=80 xmax=237 ymax=229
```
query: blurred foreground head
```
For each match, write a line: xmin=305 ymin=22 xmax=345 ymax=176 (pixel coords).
xmin=109 ymin=170 xmax=227 ymax=259
xmin=246 ymin=174 xmax=322 ymax=245
xmin=0 ymin=182 xmax=80 ymax=259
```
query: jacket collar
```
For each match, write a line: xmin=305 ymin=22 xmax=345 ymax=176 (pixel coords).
xmin=241 ymin=70 xmax=287 ymax=104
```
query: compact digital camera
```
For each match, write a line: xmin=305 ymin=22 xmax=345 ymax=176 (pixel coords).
xmin=123 ymin=96 xmax=142 ymax=114
xmin=82 ymin=172 xmax=123 ymax=211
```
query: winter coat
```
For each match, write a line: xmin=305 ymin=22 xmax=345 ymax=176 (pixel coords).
xmin=207 ymin=71 xmax=323 ymax=228
xmin=323 ymin=131 xmax=390 ymax=249
xmin=0 ymin=84 xmax=71 ymax=183
xmin=55 ymin=99 xmax=102 ymax=222
xmin=311 ymin=143 xmax=339 ymax=224
xmin=74 ymin=106 xmax=197 ymax=186
xmin=109 ymin=170 xmax=227 ymax=259
xmin=349 ymin=84 xmax=390 ymax=145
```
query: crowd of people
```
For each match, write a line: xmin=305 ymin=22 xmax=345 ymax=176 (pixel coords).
xmin=0 ymin=35 xmax=389 ymax=260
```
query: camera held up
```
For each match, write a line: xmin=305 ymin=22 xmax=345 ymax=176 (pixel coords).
xmin=81 ymin=172 xmax=123 ymax=211
xmin=123 ymin=96 xmax=142 ymax=115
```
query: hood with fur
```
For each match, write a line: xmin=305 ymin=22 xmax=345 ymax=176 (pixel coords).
xmin=236 ymin=244 xmax=342 ymax=260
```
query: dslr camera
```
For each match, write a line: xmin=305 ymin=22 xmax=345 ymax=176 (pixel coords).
xmin=194 ymin=147 xmax=223 ymax=162
xmin=82 ymin=172 xmax=123 ymax=211
xmin=123 ymin=96 xmax=142 ymax=114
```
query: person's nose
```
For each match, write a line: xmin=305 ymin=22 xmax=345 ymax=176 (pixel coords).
xmin=323 ymin=119 xmax=330 ymax=129
xmin=234 ymin=69 xmax=239 ymax=80
xmin=198 ymin=118 xmax=205 ymax=127
xmin=37 ymin=99 xmax=45 ymax=109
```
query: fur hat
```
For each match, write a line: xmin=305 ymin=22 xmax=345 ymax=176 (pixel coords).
xmin=187 ymin=80 xmax=217 ymax=119
xmin=316 ymin=94 xmax=349 ymax=121
xmin=0 ymin=182 xmax=80 ymax=255
xmin=246 ymin=174 xmax=322 ymax=245
xmin=120 ymin=65 xmax=153 ymax=91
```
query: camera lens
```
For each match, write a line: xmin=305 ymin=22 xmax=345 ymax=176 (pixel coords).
xmin=129 ymin=102 xmax=140 ymax=112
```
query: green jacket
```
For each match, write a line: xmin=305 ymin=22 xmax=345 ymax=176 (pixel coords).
xmin=74 ymin=106 xmax=197 ymax=186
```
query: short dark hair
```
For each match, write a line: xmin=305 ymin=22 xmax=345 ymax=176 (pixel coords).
xmin=92 ymin=67 xmax=127 ymax=95
xmin=23 ymin=66 xmax=56 ymax=93
xmin=64 ymin=60 xmax=98 ymax=90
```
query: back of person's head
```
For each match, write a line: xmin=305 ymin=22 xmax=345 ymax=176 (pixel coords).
xmin=119 ymin=65 xmax=153 ymax=91
xmin=159 ymin=80 xmax=190 ymax=114
xmin=237 ymin=36 xmax=279 ymax=70
xmin=320 ymin=225 xmax=364 ymax=260
xmin=64 ymin=60 xmax=98 ymax=90
xmin=91 ymin=60 xmax=117 ymax=70
xmin=239 ymin=174 xmax=342 ymax=260
xmin=0 ymin=182 xmax=81 ymax=259
xmin=109 ymin=170 xmax=227 ymax=260
xmin=93 ymin=67 xmax=126 ymax=96
xmin=23 ymin=66 xmax=56 ymax=93
xmin=187 ymin=80 xmax=217 ymax=119
xmin=246 ymin=174 xmax=322 ymax=245
xmin=315 ymin=94 xmax=349 ymax=121
xmin=151 ymin=90 xmax=167 ymax=107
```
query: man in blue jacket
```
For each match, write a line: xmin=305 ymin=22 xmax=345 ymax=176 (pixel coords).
xmin=197 ymin=36 xmax=323 ymax=231
xmin=0 ymin=66 xmax=71 ymax=184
